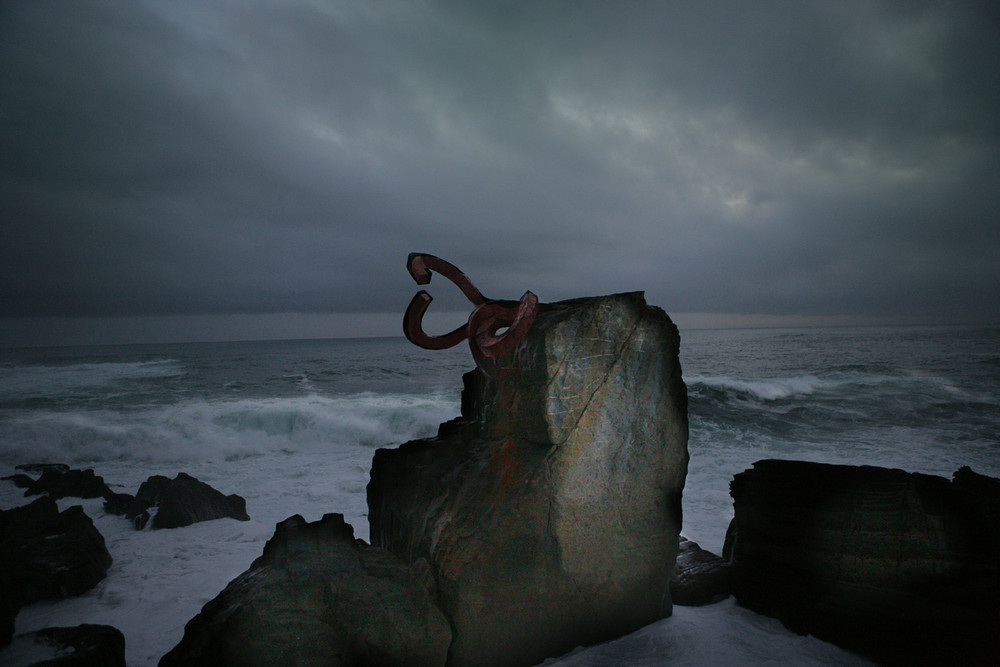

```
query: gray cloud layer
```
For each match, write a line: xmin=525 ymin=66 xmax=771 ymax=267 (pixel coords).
xmin=3 ymin=0 xmax=998 ymax=327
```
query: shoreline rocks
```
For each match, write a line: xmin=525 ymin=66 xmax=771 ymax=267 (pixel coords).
xmin=725 ymin=459 xmax=1000 ymax=666
xmin=5 ymin=625 xmax=126 ymax=667
xmin=103 ymin=472 xmax=250 ymax=529
xmin=0 ymin=497 xmax=113 ymax=645
xmin=159 ymin=513 xmax=451 ymax=667
xmin=670 ymin=537 xmax=732 ymax=606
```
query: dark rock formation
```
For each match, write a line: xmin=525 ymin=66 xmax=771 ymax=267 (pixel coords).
xmin=160 ymin=513 xmax=451 ymax=667
xmin=151 ymin=473 xmax=249 ymax=528
xmin=7 ymin=624 xmax=126 ymax=666
xmin=102 ymin=490 xmax=151 ymax=530
xmin=670 ymin=537 xmax=731 ymax=606
xmin=15 ymin=463 xmax=70 ymax=475
xmin=0 ymin=498 xmax=112 ymax=645
xmin=1 ymin=473 xmax=35 ymax=489
xmin=368 ymin=292 xmax=689 ymax=667
xmin=726 ymin=459 xmax=1000 ymax=666
xmin=103 ymin=473 xmax=249 ymax=529
xmin=23 ymin=468 xmax=110 ymax=501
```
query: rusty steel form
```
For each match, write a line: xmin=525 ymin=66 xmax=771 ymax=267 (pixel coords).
xmin=403 ymin=253 xmax=538 ymax=371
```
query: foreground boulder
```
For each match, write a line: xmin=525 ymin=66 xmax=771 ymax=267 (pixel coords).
xmin=160 ymin=513 xmax=451 ymax=666
xmin=104 ymin=472 xmax=249 ymax=529
xmin=725 ymin=459 xmax=1000 ymax=666
xmin=368 ymin=292 xmax=689 ymax=667
xmin=670 ymin=537 xmax=731 ymax=606
xmin=4 ymin=625 xmax=126 ymax=666
xmin=23 ymin=468 xmax=111 ymax=501
xmin=0 ymin=498 xmax=112 ymax=645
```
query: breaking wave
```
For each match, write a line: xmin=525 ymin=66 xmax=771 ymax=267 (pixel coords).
xmin=0 ymin=392 xmax=460 ymax=465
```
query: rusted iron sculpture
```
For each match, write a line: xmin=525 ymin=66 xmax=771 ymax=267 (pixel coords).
xmin=403 ymin=253 xmax=539 ymax=372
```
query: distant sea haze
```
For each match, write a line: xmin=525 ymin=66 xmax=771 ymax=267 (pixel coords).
xmin=1 ymin=325 xmax=997 ymax=665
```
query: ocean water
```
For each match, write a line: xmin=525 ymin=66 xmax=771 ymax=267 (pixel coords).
xmin=1 ymin=325 xmax=997 ymax=666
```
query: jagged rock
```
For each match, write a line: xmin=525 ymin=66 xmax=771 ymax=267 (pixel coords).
xmin=5 ymin=624 xmax=126 ymax=666
xmin=670 ymin=537 xmax=731 ymax=606
xmin=23 ymin=468 xmax=110 ymax=501
xmin=1 ymin=474 xmax=35 ymax=489
xmin=134 ymin=475 xmax=173 ymax=506
xmin=15 ymin=463 xmax=70 ymax=475
xmin=368 ymin=292 xmax=689 ymax=667
xmin=0 ymin=498 xmax=112 ymax=645
xmin=726 ymin=459 xmax=1000 ymax=666
xmin=101 ymin=491 xmax=151 ymax=530
xmin=160 ymin=513 xmax=451 ymax=666
xmin=107 ymin=472 xmax=249 ymax=529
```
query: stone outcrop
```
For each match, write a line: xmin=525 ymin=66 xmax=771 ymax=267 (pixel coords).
xmin=0 ymin=497 xmax=112 ymax=645
xmin=670 ymin=537 xmax=731 ymax=606
xmin=159 ymin=513 xmax=451 ymax=667
xmin=368 ymin=292 xmax=689 ymax=667
xmin=104 ymin=473 xmax=249 ymax=529
xmin=725 ymin=459 xmax=1000 ymax=666
xmin=24 ymin=468 xmax=110 ymax=501
xmin=6 ymin=625 xmax=126 ymax=666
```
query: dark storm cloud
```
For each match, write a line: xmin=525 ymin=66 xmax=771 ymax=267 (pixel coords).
xmin=2 ymin=0 xmax=998 ymax=327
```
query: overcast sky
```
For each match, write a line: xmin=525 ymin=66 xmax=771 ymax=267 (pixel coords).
xmin=2 ymin=0 xmax=998 ymax=345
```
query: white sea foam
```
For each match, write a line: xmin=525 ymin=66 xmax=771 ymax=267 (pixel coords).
xmin=690 ymin=374 xmax=824 ymax=400
xmin=0 ymin=393 xmax=459 ymax=465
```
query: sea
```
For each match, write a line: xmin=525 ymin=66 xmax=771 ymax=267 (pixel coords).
xmin=1 ymin=324 xmax=997 ymax=666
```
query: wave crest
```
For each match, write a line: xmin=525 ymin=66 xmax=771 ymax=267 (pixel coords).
xmin=689 ymin=375 xmax=823 ymax=401
xmin=0 ymin=392 xmax=460 ymax=465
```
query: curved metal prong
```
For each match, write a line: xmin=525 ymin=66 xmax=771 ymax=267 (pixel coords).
xmin=468 ymin=291 xmax=539 ymax=366
xmin=403 ymin=289 xmax=470 ymax=350
xmin=407 ymin=253 xmax=486 ymax=306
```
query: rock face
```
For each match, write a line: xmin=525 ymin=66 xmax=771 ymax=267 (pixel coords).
xmin=0 ymin=497 xmax=112 ymax=645
xmin=159 ymin=513 xmax=451 ymax=667
xmin=104 ymin=473 xmax=249 ymax=529
xmin=670 ymin=537 xmax=731 ymax=606
xmin=24 ymin=468 xmax=110 ymax=501
xmin=725 ymin=459 xmax=1000 ymax=666
xmin=368 ymin=292 xmax=689 ymax=667
xmin=7 ymin=624 xmax=126 ymax=667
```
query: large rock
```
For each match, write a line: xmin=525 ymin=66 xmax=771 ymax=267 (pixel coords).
xmin=23 ymin=467 xmax=111 ymax=501
xmin=0 ymin=498 xmax=112 ymax=645
xmin=160 ymin=513 xmax=451 ymax=666
xmin=368 ymin=292 xmax=689 ymax=667
xmin=147 ymin=473 xmax=250 ymax=529
xmin=725 ymin=459 xmax=1000 ymax=666
xmin=103 ymin=472 xmax=249 ymax=529
xmin=670 ymin=537 xmax=731 ymax=606
xmin=4 ymin=624 xmax=126 ymax=667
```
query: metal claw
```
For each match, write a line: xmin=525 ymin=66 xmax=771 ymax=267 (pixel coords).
xmin=402 ymin=253 xmax=539 ymax=370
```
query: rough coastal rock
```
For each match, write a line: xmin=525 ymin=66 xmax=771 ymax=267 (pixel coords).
xmin=24 ymin=468 xmax=110 ymax=501
xmin=725 ymin=459 xmax=1000 ymax=666
xmin=104 ymin=472 xmax=249 ymax=529
xmin=159 ymin=513 xmax=451 ymax=667
xmin=6 ymin=624 xmax=126 ymax=667
xmin=368 ymin=292 xmax=689 ymax=667
xmin=0 ymin=497 xmax=112 ymax=645
xmin=670 ymin=537 xmax=731 ymax=606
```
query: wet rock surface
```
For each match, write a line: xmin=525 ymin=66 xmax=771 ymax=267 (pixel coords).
xmin=369 ymin=292 xmax=689 ymax=667
xmin=0 ymin=497 xmax=112 ymax=645
xmin=23 ymin=468 xmax=110 ymax=501
xmin=670 ymin=537 xmax=732 ymax=606
xmin=159 ymin=513 xmax=451 ymax=667
xmin=7 ymin=624 xmax=126 ymax=667
xmin=726 ymin=459 xmax=1000 ymax=666
xmin=103 ymin=472 xmax=249 ymax=529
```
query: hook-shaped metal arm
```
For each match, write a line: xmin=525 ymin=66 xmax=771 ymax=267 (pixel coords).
xmin=402 ymin=253 xmax=539 ymax=371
